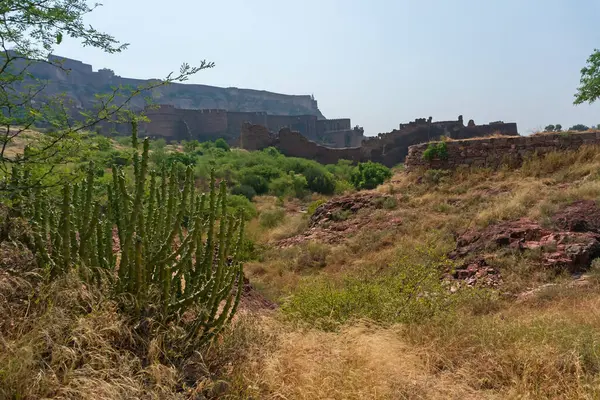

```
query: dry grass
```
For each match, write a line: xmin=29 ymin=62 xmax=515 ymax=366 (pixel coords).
xmin=232 ymin=145 xmax=600 ymax=399
xmin=7 ymin=145 xmax=600 ymax=398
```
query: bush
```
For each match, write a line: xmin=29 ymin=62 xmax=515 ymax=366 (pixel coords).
xmin=350 ymin=161 xmax=392 ymax=190
xmin=215 ymin=138 xmax=230 ymax=151
xmin=422 ymin=141 xmax=449 ymax=161
xmin=263 ymin=146 xmax=281 ymax=157
xmin=334 ymin=179 xmax=355 ymax=195
xmin=150 ymin=138 xmax=167 ymax=151
xmin=238 ymin=170 xmax=270 ymax=195
xmin=569 ymin=124 xmax=590 ymax=132
xmin=270 ymin=172 xmax=307 ymax=199
xmin=303 ymin=166 xmax=336 ymax=195
xmin=307 ymin=199 xmax=327 ymax=216
xmin=227 ymin=194 xmax=257 ymax=220
xmin=282 ymin=253 xmax=455 ymax=330
xmin=166 ymin=152 xmax=197 ymax=166
xmin=94 ymin=135 xmax=113 ymax=151
xmin=183 ymin=139 xmax=200 ymax=153
xmin=231 ymin=184 xmax=257 ymax=200
xmin=108 ymin=149 xmax=131 ymax=167
xmin=259 ymin=208 xmax=286 ymax=228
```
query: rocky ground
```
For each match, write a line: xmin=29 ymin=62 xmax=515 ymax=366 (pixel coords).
xmin=277 ymin=192 xmax=401 ymax=247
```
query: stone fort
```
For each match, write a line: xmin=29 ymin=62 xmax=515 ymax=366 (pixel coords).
xmin=10 ymin=53 xmax=365 ymax=147
xmin=139 ymin=105 xmax=365 ymax=148
xmin=235 ymin=115 xmax=518 ymax=167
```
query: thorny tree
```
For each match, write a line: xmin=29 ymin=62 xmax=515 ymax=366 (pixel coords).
xmin=0 ymin=0 xmax=213 ymax=189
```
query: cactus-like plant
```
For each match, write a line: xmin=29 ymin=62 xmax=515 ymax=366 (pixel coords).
xmin=16 ymin=121 xmax=244 ymax=343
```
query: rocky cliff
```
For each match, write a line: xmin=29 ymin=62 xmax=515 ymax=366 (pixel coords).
xmin=13 ymin=54 xmax=325 ymax=118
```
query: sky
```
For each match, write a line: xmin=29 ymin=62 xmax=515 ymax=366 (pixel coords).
xmin=55 ymin=0 xmax=600 ymax=136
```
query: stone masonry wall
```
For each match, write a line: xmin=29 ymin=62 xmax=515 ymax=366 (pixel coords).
xmin=235 ymin=123 xmax=362 ymax=165
xmin=404 ymin=131 xmax=600 ymax=171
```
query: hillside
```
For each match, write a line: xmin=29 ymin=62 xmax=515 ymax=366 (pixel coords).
xmin=10 ymin=53 xmax=325 ymax=117
xmin=3 ymin=134 xmax=600 ymax=398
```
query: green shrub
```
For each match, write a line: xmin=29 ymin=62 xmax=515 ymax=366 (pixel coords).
xmin=215 ymin=138 xmax=230 ymax=151
xmin=330 ymin=209 xmax=351 ymax=221
xmin=227 ymin=194 xmax=257 ymax=220
xmin=231 ymin=184 xmax=257 ymax=200
xmin=150 ymin=137 xmax=167 ymax=151
xmin=373 ymin=196 xmax=398 ymax=210
xmin=108 ymin=149 xmax=131 ymax=167
xmin=307 ymin=199 xmax=327 ymax=216
xmin=115 ymin=136 xmax=132 ymax=147
xmin=422 ymin=141 xmax=449 ymax=161
xmin=149 ymin=148 xmax=168 ymax=166
xmin=269 ymin=172 xmax=307 ymax=199
xmin=350 ymin=161 xmax=392 ymax=190
xmin=238 ymin=170 xmax=270 ymax=195
xmin=94 ymin=135 xmax=113 ymax=151
xmin=263 ymin=146 xmax=281 ymax=157
xmin=334 ymin=179 xmax=355 ymax=195
xmin=182 ymin=139 xmax=200 ymax=153
xmin=303 ymin=166 xmax=336 ymax=195
xmin=166 ymin=151 xmax=197 ymax=166
xmin=282 ymin=253 xmax=455 ymax=330
xmin=259 ymin=208 xmax=286 ymax=228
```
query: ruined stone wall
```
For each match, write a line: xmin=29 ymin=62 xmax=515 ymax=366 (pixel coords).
xmin=453 ymin=122 xmax=519 ymax=139
xmin=404 ymin=131 xmax=600 ymax=171
xmin=236 ymin=123 xmax=361 ymax=164
xmin=236 ymin=116 xmax=520 ymax=168
xmin=276 ymin=129 xmax=363 ymax=164
xmin=233 ymin=123 xmax=274 ymax=150
xmin=226 ymin=112 xmax=268 ymax=136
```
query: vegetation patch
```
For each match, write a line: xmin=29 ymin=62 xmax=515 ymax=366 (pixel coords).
xmin=422 ymin=141 xmax=449 ymax=161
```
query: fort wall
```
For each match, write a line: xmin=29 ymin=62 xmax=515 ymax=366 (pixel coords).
xmin=237 ymin=115 xmax=519 ymax=167
xmin=404 ymin=131 xmax=600 ymax=171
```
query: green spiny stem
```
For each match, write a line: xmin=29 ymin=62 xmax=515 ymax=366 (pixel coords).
xmin=78 ymin=162 xmax=95 ymax=257
xmin=58 ymin=184 xmax=72 ymax=275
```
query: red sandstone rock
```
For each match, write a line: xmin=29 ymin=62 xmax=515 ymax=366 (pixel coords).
xmin=450 ymin=258 xmax=502 ymax=287
xmin=278 ymin=192 xmax=401 ymax=247
xmin=552 ymin=200 xmax=600 ymax=233
xmin=452 ymin=216 xmax=600 ymax=273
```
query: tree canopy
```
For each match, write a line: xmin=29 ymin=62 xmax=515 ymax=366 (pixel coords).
xmin=575 ymin=49 xmax=600 ymax=105
xmin=0 ymin=0 xmax=211 ymax=189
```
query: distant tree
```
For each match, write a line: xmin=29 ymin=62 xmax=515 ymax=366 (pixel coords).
xmin=183 ymin=139 xmax=200 ymax=153
xmin=575 ymin=49 xmax=600 ymax=105
xmin=555 ymin=124 xmax=562 ymax=132
xmin=569 ymin=124 xmax=590 ymax=132
xmin=150 ymin=138 xmax=167 ymax=150
xmin=215 ymin=138 xmax=230 ymax=152
xmin=544 ymin=124 xmax=555 ymax=132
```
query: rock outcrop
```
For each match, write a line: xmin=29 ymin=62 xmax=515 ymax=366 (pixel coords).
xmin=451 ymin=202 xmax=600 ymax=273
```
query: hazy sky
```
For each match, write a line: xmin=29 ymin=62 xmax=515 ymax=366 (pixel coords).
xmin=56 ymin=0 xmax=600 ymax=136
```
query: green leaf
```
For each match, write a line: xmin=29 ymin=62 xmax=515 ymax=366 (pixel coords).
xmin=56 ymin=32 xmax=63 ymax=45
